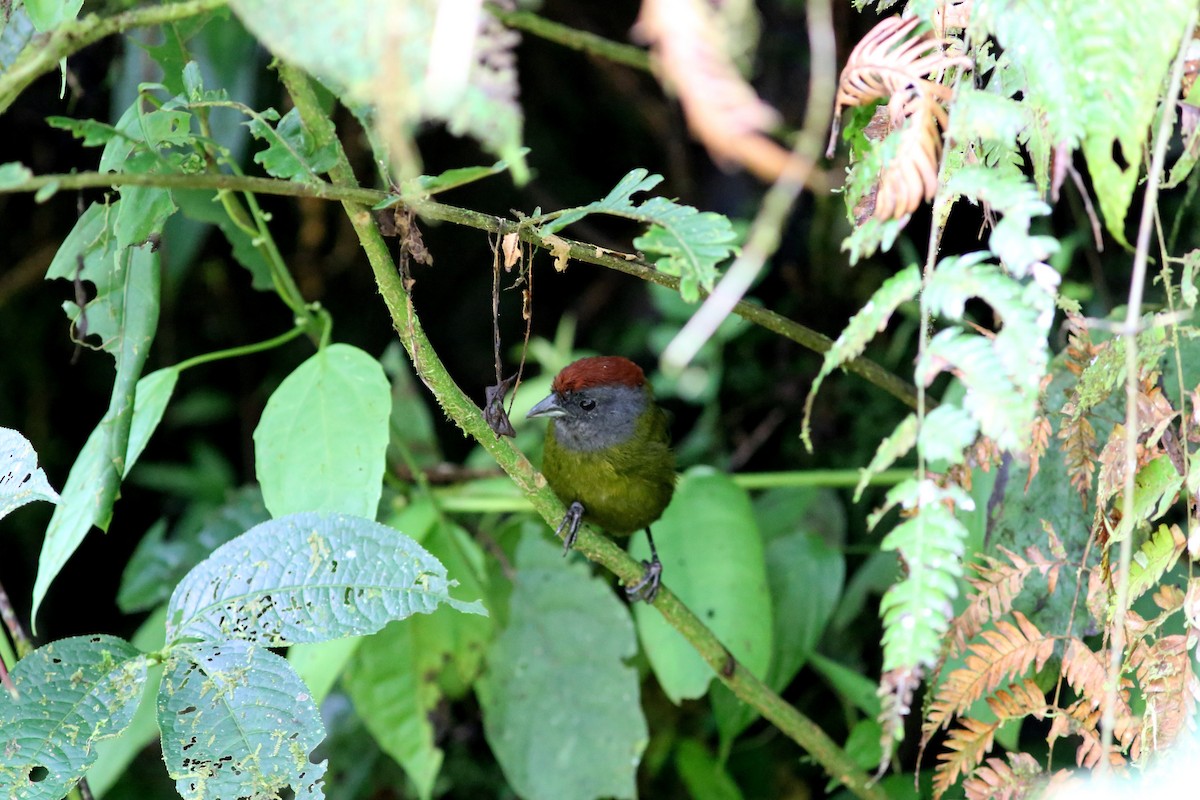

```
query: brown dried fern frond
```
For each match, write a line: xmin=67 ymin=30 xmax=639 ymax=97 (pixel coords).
xmin=832 ymin=16 xmax=963 ymax=122
xmin=949 ymin=543 xmax=1064 ymax=655
xmin=1062 ymin=311 xmax=1098 ymax=377
xmin=962 ymin=752 xmax=1045 ymax=800
xmin=1057 ymin=412 xmax=1097 ymax=509
xmin=1058 ymin=702 xmax=1135 ymax=768
xmin=1025 ymin=415 xmax=1052 ymax=489
xmin=925 ymin=611 xmax=1055 ymax=734
xmin=1133 ymin=634 xmax=1199 ymax=757
xmin=934 ymin=716 xmax=999 ymax=798
xmin=874 ymin=89 xmax=946 ymax=219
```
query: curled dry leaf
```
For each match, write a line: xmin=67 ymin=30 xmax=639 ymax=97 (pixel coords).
xmin=830 ymin=15 xmax=971 ymax=220
xmin=634 ymin=0 xmax=797 ymax=182
xmin=933 ymin=0 xmax=973 ymax=40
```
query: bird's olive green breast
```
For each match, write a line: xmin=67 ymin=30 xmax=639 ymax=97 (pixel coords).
xmin=542 ymin=403 xmax=675 ymax=535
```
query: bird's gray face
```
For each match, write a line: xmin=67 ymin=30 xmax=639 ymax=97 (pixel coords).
xmin=527 ymin=383 xmax=647 ymax=452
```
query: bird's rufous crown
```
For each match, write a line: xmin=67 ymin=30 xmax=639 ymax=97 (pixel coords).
xmin=552 ymin=356 xmax=645 ymax=393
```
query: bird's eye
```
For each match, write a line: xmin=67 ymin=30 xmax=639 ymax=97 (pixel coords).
xmin=579 ymin=398 xmax=596 ymax=411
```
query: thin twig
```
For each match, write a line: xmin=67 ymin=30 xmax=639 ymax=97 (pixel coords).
xmin=1100 ymin=9 xmax=1198 ymax=769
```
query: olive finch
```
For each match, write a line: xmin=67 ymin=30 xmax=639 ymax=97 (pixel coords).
xmin=527 ymin=356 xmax=676 ymax=602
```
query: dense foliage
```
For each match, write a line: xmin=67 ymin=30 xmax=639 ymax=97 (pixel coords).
xmin=2 ymin=0 xmax=1200 ymax=799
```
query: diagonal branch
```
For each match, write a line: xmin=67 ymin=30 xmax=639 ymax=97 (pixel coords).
xmin=278 ymin=60 xmax=890 ymax=800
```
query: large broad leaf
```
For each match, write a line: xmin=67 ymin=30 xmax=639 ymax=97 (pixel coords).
xmin=165 ymin=511 xmax=485 ymax=647
xmin=254 ymin=343 xmax=391 ymax=520
xmin=33 ymin=201 xmax=162 ymax=625
xmin=478 ymin=531 xmax=646 ymax=800
xmin=0 ymin=636 xmax=147 ymax=799
xmin=0 ymin=427 xmax=59 ymax=520
xmin=158 ymin=641 xmax=326 ymax=800
xmin=341 ymin=519 xmax=493 ymax=800
xmin=712 ymin=487 xmax=845 ymax=748
xmin=632 ymin=468 xmax=772 ymax=703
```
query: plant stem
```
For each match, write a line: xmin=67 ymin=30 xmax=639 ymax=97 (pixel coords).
xmin=1102 ymin=9 xmax=1198 ymax=768
xmin=484 ymin=3 xmax=651 ymax=72
xmin=278 ymin=60 xmax=888 ymax=800
xmin=2 ymin=168 xmax=923 ymax=410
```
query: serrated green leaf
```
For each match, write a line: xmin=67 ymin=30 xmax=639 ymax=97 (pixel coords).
xmin=0 ymin=161 xmax=32 ymax=187
xmin=877 ymin=483 xmax=969 ymax=672
xmin=247 ymin=106 xmax=338 ymax=181
xmin=34 ymin=202 xmax=161 ymax=625
xmin=1126 ymin=524 xmax=1184 ymax=603
xmin=918 ymin=404 xmax=980 ymax=467
xmin=158 ymin=641 xmax=326 ymax=800
xmin=803 ymin=264 xmax=920 ymax=449
xmin=46 ymin=116 xmax=124 ymax=147
xmin=255 ymin=343 xmax=391 ymax=520
xmin=633 ymin=468 xmax=772 ymax=703
xmin=0 ymin=636 xmax=147 ymax=799
xmin=478 ymin=531 xmax=646 ymax=800
xmin=1 ymin=427 xmax=59 ymax=519
xmin=166 ymin=511 xmax=486 ymax=646
xmin=538 ymin=168 xmax=737 ymax=301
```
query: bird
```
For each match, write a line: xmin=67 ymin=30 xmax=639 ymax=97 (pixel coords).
xmin=526 ymin=356 xmax=676 ymax=602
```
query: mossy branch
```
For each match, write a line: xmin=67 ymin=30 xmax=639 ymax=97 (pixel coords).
xmin=277 ymin=61 xmax=889 ymax=800
xmin=1 ymin=168 xmax=921 ymax=410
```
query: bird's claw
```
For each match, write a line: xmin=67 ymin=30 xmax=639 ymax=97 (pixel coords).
xmin=554 ymin=501 xmax=585 ymax=554
xmin=624 ymin=558 xmax=662 ymax=604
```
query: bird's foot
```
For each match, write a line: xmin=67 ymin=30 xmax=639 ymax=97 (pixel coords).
xmin=624 ymin=558 xmax=662 ymax=604
xmin=554 ymin=501 xmax=585 ymax=554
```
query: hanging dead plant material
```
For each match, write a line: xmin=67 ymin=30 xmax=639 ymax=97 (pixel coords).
xmin=634 ymin=0 xmax=797 ymax=182
xmin=830 ymin=15 xmax=971 ymax=219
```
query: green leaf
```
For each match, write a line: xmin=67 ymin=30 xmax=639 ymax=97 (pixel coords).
xmin=713 ymin=488 xmax=845 ymax=748
xmin=173 ymin=188 xmax=274 ymax=290
xmin=803 ymin=264 xmax=920 ymax=448
xmin=855 ymin=413 xmax=918 ymax=501
xmin=918 ymin=404 xmax=980 ymax=466
xmin=165 ymin=511 xmax=486 ymax=646
xmin=0 ymin=161 xmax=32 ymax=187
xmin=117 ymin=486 xmax=270 ymax=614
xmin=808 ymin=653 xmax=882 ymax=718
xmin=478 ymin=531 xmax=646 ymax=800
xmin=943 ymin=167 xmax=1057 ymax=277
xmin=674 ymin=739 xmax=745 ymax=800
xmin=247 ymin=106 xmax=338 ymax=181
xmin=0 ymin=427 xmax=59 ymax=519
xmin=1115 ymin=455 xmax=1185 ymax=542
xmin=382 ymin=342 xmax=442 ymax=470
xmin=1127 ymin=524 xmax=1185 ymax=604
xmin=158 ymin=641 xmax=326 ymax=800
xmin=877 ymin=480 xmax=970 ymax=673
xmin=379 ymin=152 xmax=528 ymax=204
xmin=229 ymin=0 xmax=528 ymax=182
xmin=254 ymin=343 xmax=391 ymax=520
xmin=633 ymin=468 xmax=772 ymax=703
xmin=0 ymin=636 xmax=147 ymax=799
xmin=124 ymin=367 xmax=180 ymax=478
xmin=343 ymin=622 xmax=443 ymax=800
xmin=84 ymin=610 xmax=167 ymax=796
xmin=342 ymin=520 xmax=493 ymax=800
xmin=538 ymin=168 xmax=738 ymax=301
xmin=23 ymin=0 xmax=83 ymax=31
xmin=35 ymin=202 xmax=161 ymax=625
xmin=288 ymin=638 xmax=364 ymax=704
